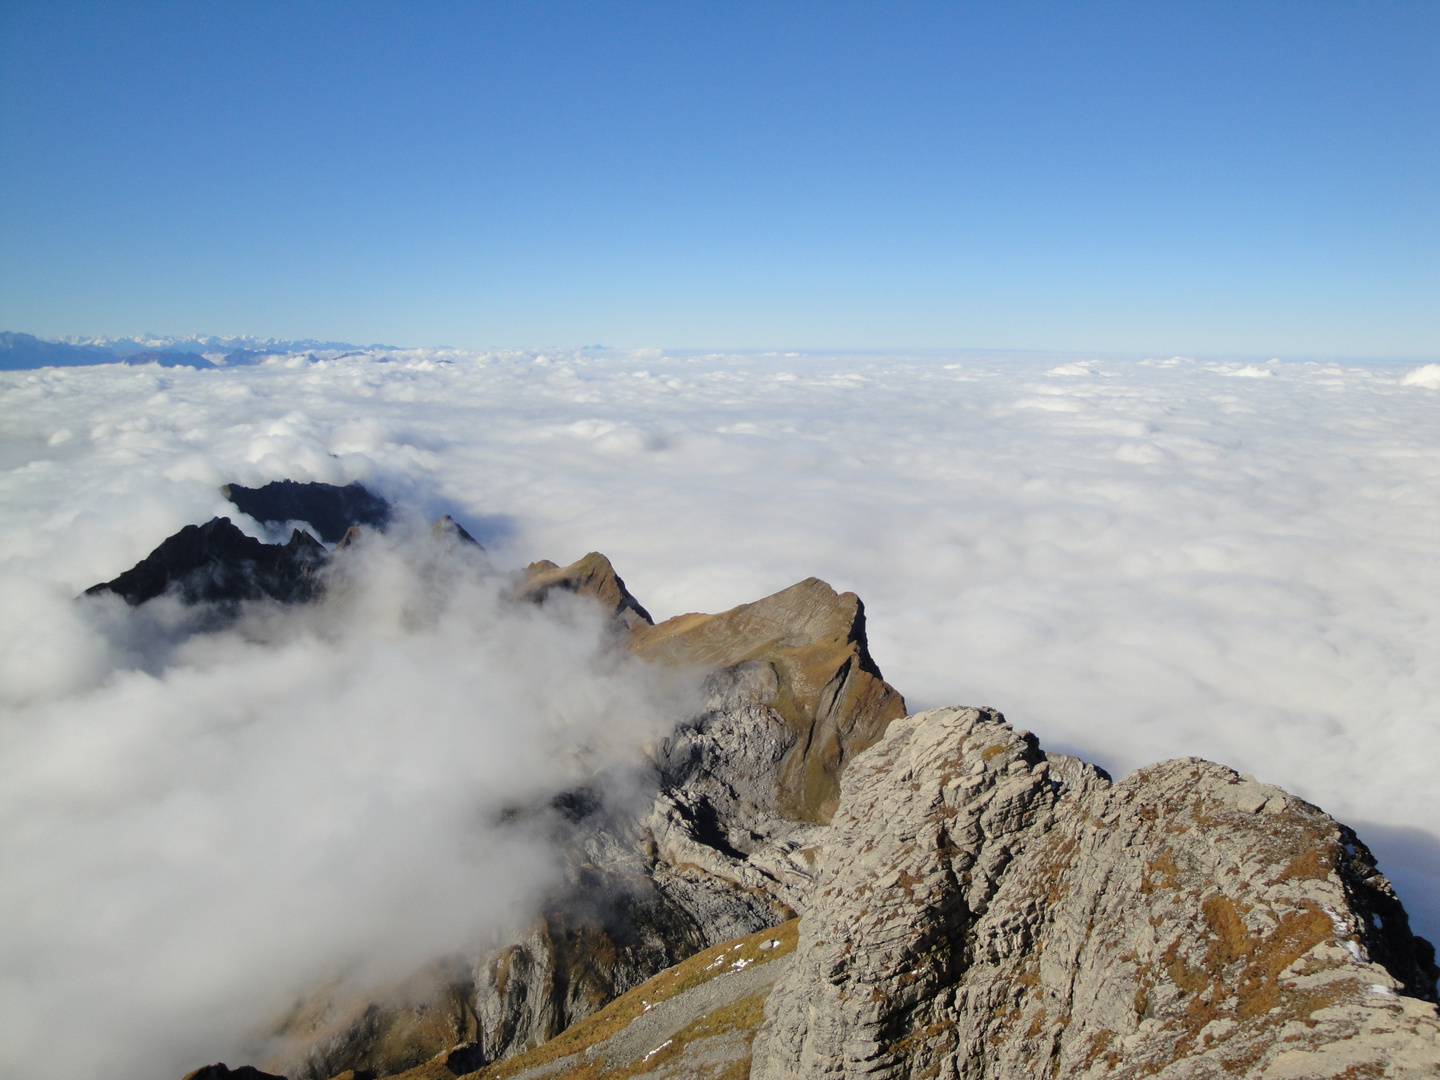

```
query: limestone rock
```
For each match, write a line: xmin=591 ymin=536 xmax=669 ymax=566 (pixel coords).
xmin=461 ymin=575 xmax=907 ymax=1067
xmin=635 ymin=577 xmax=907 ymax=823
xmin=751 ymin=706 xmax=1440 ymax=1080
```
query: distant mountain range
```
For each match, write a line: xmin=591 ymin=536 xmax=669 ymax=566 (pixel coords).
xmin=0 ymin=332 xmax=390 ymax=371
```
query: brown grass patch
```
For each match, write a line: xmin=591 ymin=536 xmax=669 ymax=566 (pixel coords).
xmin=450 ymin=920 xmax=798 ymax=1080
xmin=1268 ymin=846 xmax=1333 ymax=886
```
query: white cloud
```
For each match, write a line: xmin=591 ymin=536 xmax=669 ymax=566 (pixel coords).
xmin=2 ymin=348 xmax=1440 ymax=1076
xmin=1402 ymin=363 xmax=1440 ymax=389
xmin=0 ymin=518 xmax=690 ymax=1080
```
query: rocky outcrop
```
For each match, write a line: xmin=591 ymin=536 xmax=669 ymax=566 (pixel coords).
xmin=350 ymin=711 xmax=1440 ymax=1080
xmin=266 ymin=569 xmax=907 ymax=1079
xmin=222 ymin=481 xmax=391 ymax=543
xmin=635 ymin=577 xmax=906 ymax=824
xmin=84 ymin=484 xmax=471 ymax=608
xmin=517 ymin=552 xmax=654 ymax=630
xmin=460 ymin=575 xmax=906 ymax=1066
xmin=183 ymin=1065 xmax=289 ymax=1080
xmin=751 ymin=706 xmax=1440 ymax=1080
xmin=85 ymin=517 xmax=326 ymax=606
xmin=152 ymin=540 xmax=1435 ymax=1080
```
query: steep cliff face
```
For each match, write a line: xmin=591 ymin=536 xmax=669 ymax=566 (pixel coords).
xmin=633 ymin=576 xmax=906 ymax=825
xmin=461 ymin=567 xmax=907 ymax=1069
xmin=261 ymin=570 xmax=1440 ymax=1080
xmin=353 ymin=709 xmax=1438 ymax=1080
xmin=751 ymin=706 xmax=1440 ymax=1080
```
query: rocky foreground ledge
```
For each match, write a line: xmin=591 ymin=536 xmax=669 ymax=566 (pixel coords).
xmin=752 ymin=707 xmax=1440 ymax=1079
xmin=88 ymin=485 xmax=1439 ymax=1079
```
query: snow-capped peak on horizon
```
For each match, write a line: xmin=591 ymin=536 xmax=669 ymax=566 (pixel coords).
xmin=55 ymin=332 xmax=377 ymax=353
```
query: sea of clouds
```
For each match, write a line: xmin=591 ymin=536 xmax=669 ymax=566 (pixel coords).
xmin=2 ymin=347 xmax=1439 ymax=1078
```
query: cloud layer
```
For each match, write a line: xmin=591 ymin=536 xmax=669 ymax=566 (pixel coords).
xmin=2 ymin=348 xmax=1439 ymax=1076
xmin=0 ymin=523 xmax=689 ymax=1080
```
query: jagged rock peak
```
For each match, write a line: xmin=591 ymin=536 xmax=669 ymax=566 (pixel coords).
xmin=518 ymin=551 xmax=654 ymax=629
xmin=751 ymin=705 xmax=1440 ymax=1080
xmin=222 ymin=480 xmax=391 ymax=543
xmin=430 ymin=514 xmax=480 ymax=547
xmin=85 ymin=505 xmax=481 ymax=608
xmin=85 ymin=517 xmax=325 ymax=606
xmin=262 ymin=570 xmax=908 ymax=1078
xmin=636 ymin=577 xmax=905 ymax=823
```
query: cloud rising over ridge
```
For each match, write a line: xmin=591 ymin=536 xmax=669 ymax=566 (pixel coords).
xmin=2 ymin=346 xmax=1439 ymax=1077
xmin=0 ymin=520 xmax=693 ymax=1080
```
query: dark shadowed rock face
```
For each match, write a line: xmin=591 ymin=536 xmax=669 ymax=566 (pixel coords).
xmin=182 ymin=1064 xmax=289 ymax=1080
xmin=85 ymin=517 xmax=326 ymax=606
xmin=223 ymin=481 xmax=391 ymax=543
xmin=82 ymin=484 xmax=466 ymax=611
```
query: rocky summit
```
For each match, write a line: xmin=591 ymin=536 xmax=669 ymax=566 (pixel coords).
xmin=222 ymin=480 xmax=392 ymax=544
xmin=85 ymin=504 xmax=1439 ymax=1079
xmin=85 ymin=516 xmax=327 ymax=606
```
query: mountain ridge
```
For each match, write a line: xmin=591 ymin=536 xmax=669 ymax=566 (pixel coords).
xmin=78 ymin=494 xmax=1439 ymax=1079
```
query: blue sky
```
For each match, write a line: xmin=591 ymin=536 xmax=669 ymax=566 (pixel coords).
xmin=1 ymin=1 xmax=1435 ymax=355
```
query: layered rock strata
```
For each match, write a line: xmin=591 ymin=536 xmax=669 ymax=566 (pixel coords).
xmin=751 ymin=706 xmax=1440 ymax=1080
